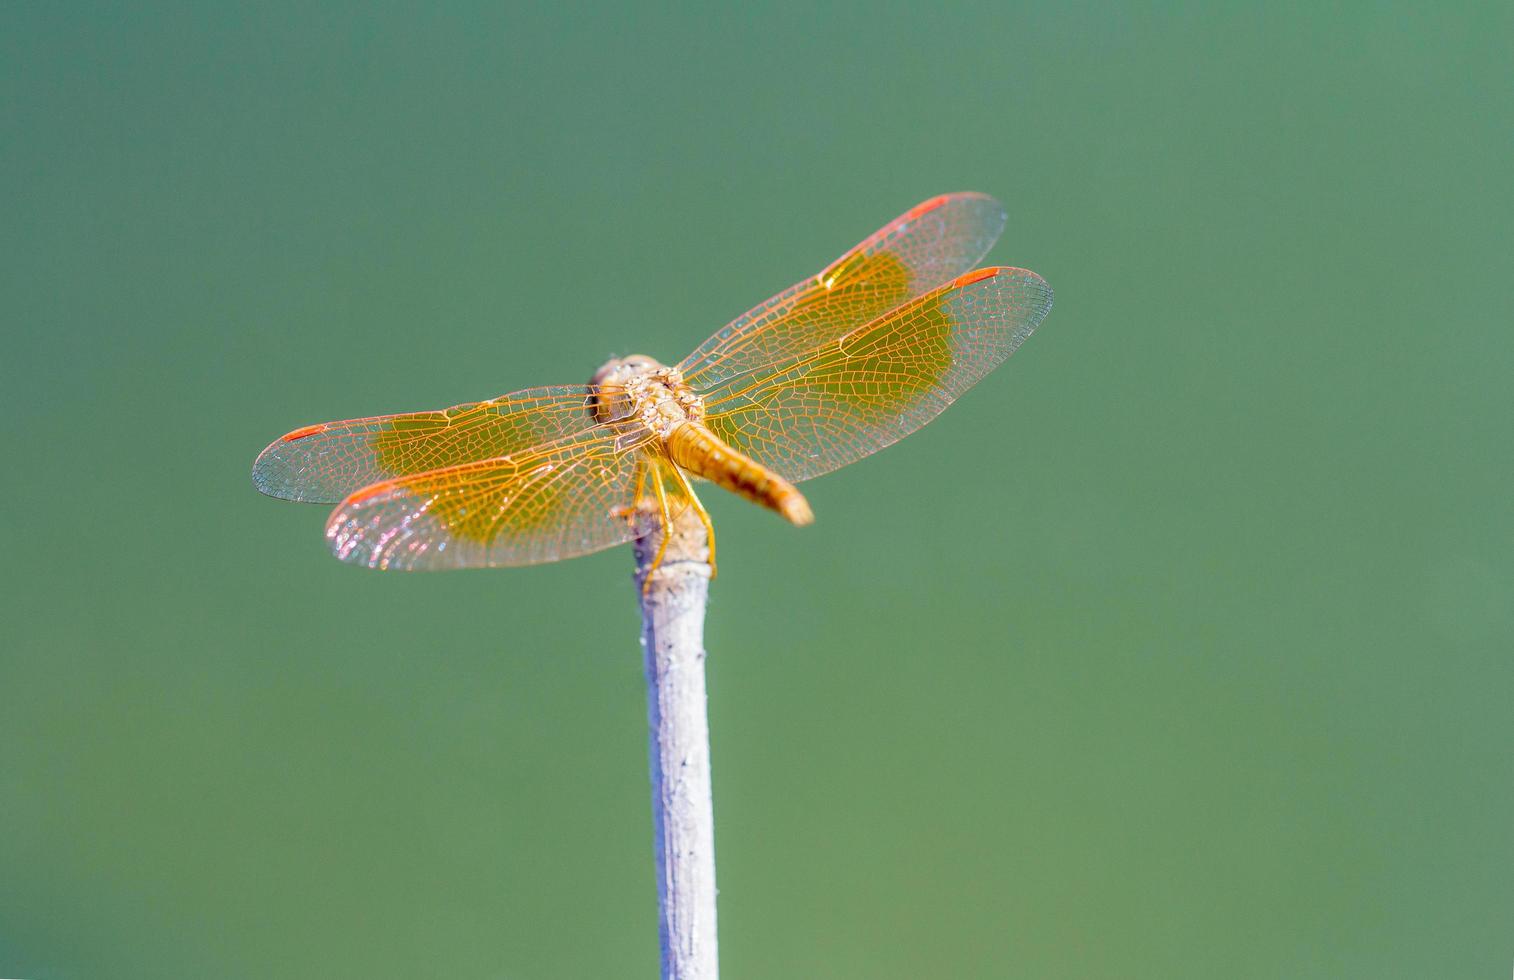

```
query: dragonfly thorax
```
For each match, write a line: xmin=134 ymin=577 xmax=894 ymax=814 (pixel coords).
xmin=587 ymin=354 xmax=704 ymax=434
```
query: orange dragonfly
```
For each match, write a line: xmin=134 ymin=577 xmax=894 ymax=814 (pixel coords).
xmin=253 ymin=192 xmax=1053 ymax=574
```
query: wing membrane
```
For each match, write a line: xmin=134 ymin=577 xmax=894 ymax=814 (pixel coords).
xmin=698 ymin=267 xmax=1052 ymax=483
xmin=325 ymin=427 xmax=661 ymax=570
xmin=678 ymin=193 xmax=1006 ymax=386
xmin=253 ymin=385 xmax=597 ymax=504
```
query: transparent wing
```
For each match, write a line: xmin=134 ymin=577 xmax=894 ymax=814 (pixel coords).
xmin=678 ymin=193 xmax=1006 ymax=387
xmin=325 ymin=427 xmax=664 ymax=570
xmin=253 ymin=385 xmax=597 ymax=504
xmin=698 ymin=267 xmax=1053 ymax=483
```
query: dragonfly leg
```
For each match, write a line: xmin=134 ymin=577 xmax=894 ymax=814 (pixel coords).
xmin=641 ymin=459 xmax=674 ymax=597
xmin=612 ymin=455 xmax=652 ymax=526
xmin=666 ymin=462 xmax=717 ymax=579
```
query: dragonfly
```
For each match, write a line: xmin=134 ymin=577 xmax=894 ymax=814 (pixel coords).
xmin=252 ymin=192 xmax=1053 ymax=579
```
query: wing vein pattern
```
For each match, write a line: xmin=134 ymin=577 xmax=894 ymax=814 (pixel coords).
xmin=698 ymin=267 xmax=1053 ymax=483
xmin=253 ymin=385 xmax=598 ymax=504
xmin=324 ymin=425 xmax=664 ymax=570
xmin=678 ymin=192 xmax=1007 ymax=386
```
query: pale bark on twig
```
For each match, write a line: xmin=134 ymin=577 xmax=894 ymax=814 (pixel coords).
xmin=634 ymin=503 xmax=718 ymax=980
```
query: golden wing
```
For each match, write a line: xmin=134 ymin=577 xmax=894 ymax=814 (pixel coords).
xmin=677 ymin=193 xmax=1006 ymax=386
xmin=696 ymin=267 xmax=1053 ymax=483
xmin=323 ymin=426 xmax=682 ymax=571
xmin=252 ymin=385 xmax=597 ymax=504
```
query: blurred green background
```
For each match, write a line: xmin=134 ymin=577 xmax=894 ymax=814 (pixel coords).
xmin=4 ymin=3 xmax=1512 ymax=977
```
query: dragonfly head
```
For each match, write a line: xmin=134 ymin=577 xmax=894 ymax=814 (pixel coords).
xmin=590 ymin=354 xmax=667 ymax=388
xmin=588 ymin=354 xmax=673 ymax=425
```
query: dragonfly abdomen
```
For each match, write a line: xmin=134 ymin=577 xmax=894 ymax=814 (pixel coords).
xmin=666 ymin=423 xmax=814 ymax=526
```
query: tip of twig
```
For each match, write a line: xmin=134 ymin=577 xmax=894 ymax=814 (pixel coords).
xmin=632 ymin=501 xmax=712 ymax=591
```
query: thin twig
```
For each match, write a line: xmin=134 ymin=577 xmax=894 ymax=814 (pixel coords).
xmin=634 ymin=502 xmax=718 ymax=980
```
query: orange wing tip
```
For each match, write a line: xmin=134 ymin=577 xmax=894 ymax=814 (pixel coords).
xmin=954 ymin=266 xmax=1002 ymax=287
xmin=903 ymin=195 xmax=950 ymax=220
xmin=282 ymin=423 xmax=328 ymax=442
